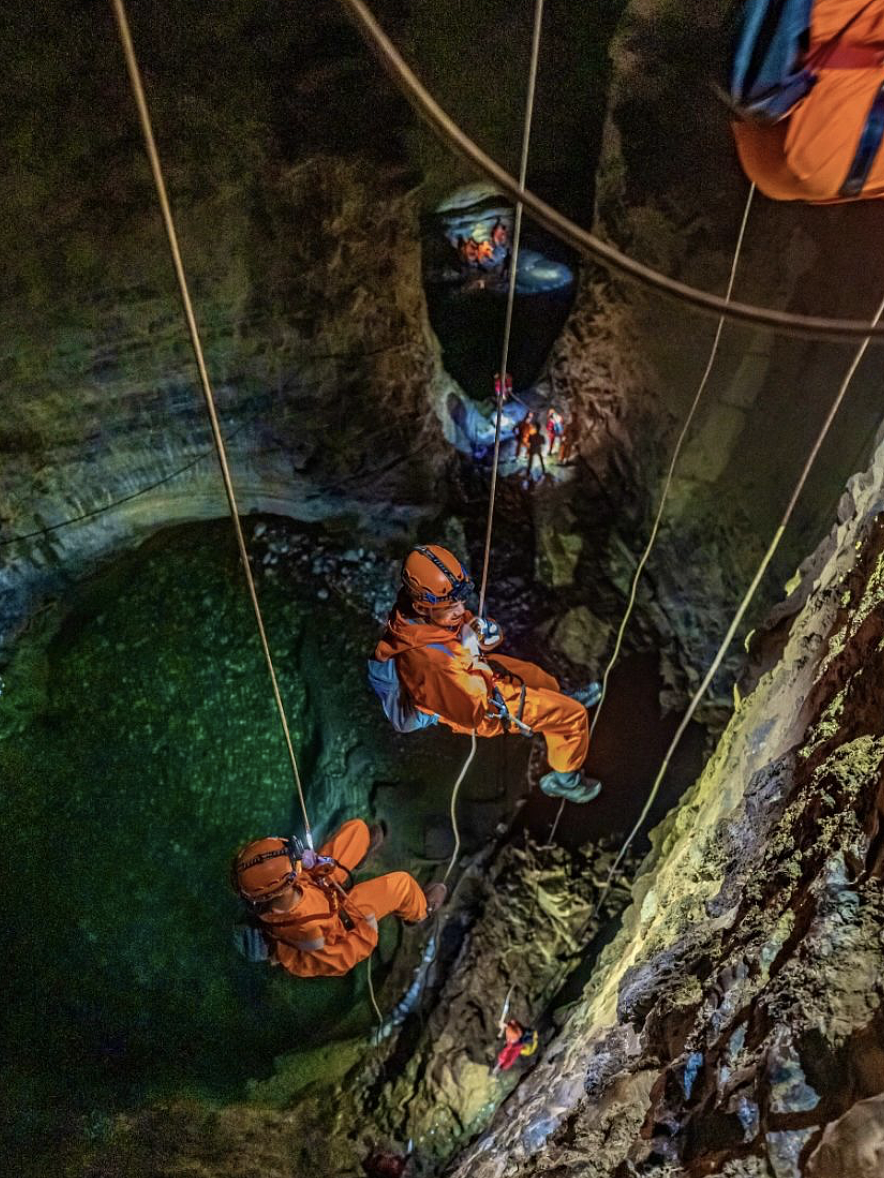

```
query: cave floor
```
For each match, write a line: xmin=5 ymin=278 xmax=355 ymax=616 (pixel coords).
xmin=0 ymin=515 xmax=707 ymax=1173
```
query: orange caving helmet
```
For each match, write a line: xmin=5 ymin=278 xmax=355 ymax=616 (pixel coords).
xmin=231 ymin=837 xmax=300 ymax=904
xmin=401 ymin=545 xmax=474 ymax=613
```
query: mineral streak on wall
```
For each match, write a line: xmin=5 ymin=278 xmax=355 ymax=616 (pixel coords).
xmin=451 ymin=415 xmax=884 ymax=1176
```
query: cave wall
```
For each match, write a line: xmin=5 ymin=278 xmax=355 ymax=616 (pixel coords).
xmin=7 ymin=2 xmax=884 ymax=1174
xmin=2 ymin=0 xmax=751 ymax=722
xmin=449 ymin=358 xmax=884 ymax=1178
xmin=574 ymin=0 xmax=884 ymax=718
xmin=438 ymin=4 xmax=884 ymax=1169
xmin=0 ymin=144 xmax=454 ymax=649
xmin=1 ymin=0 xmax=459 ymax=655
xmin=6 ymin=0 xmax=884 ymax=700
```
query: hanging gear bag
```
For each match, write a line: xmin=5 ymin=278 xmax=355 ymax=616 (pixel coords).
xmin=730 ymin=0 xmax=880 ymax=121
xmin=730 ymin=0 xmax=816 ymax=120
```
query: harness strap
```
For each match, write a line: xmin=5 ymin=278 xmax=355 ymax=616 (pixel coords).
xmin=488 ymin=665 xmax=533 ymax=737
xmin=259 ymin=858 xmax=359 ymax=951
xmin=486 ymin=658 xmax=523 ymax=684
xmin=808 ymin=42 xmax=884 ymax=70
xmin=487 ymin=660 xmax=528 ymax=721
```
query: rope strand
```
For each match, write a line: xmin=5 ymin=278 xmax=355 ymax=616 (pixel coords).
xmin=110 ymin=0 xmax=313 ymax=846
xmin=337 ymin=0 xmax=884 ymax=345
xmin=590 ymin=183 xmax=756 ymax=739
xmin=449 ymin=0 xmax=545 ymax=884
xmin=477 ymin=0 xmax=544 ymax=617
xmin=598 ymin=283 xmax=884 ymax=904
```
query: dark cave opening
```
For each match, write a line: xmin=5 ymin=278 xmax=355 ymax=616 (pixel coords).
xmin=519 ymin=650 xmax=707 ymax=854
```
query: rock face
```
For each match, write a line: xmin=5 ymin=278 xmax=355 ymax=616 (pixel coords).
xmin=7 ymin=2 xmax=884 ymax=1177
xmin=0 ymin=147 xmax=453 ymax=652
xmin=79 ymin=838 xmax=631 ymax=1178
xmin=0 ymin=0 xmax=797 ymax=722
xmin=449 ymin=414 xmax=884 ymax=1177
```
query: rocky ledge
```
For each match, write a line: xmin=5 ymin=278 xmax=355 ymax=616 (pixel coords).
xmin=450 ymin=396 xmax=884 ymax=1178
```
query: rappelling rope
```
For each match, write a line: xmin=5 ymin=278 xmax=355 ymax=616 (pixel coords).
xmin=548 ymin=179 xmax=753 ymax=846
xmin=337 ymin=0 xmax=884 ymax=345
xmin=366 ymin=956 xmax=384 ymax=1024
xmin=444 ymin=0 xmax=545 ymax=888
xmin=110 ymin=0 xmax=313 ymax=848
xmin=443 ymin=732 xmax=476 ymax=883
xmin=596 ymin=284 xmax=884 ymax=907
xmin=477 ymin=0 xmax=544 ymax=618
xmin=589 ymin=183 xmax=757 ymax=743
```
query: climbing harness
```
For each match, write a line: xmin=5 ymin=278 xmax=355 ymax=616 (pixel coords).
xmin=338 ymin=0 xmax=884 ymax=344
xmin=110 ymin=0 xmax=313 ymax=848
xmin=489 ymin=684 xmax=533 ymax=738
xmin=488 ymin=661 xmax=534 ymax=738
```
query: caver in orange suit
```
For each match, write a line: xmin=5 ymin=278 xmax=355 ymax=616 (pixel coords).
xmin=374 ymin=599 xmax=589 ymax=773
xmin=258 ymin=820 xmax=426 ymax=978
xmin=734 ymin=1 xmax=884 ymax=202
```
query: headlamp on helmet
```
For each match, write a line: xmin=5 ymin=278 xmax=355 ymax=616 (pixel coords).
xmin=231 ymin=836 xmax=304 ymax=905
xmin=401 ymin=544 xmax=474 ymax=608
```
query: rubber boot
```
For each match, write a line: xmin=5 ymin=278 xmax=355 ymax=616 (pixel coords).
xmin=539 ymin=768 xmax=602 ymax=803
xmin=421 ymin=882 xmax=448 ymax=921
xmin=568 ymin=681 xmax=602 ymax=708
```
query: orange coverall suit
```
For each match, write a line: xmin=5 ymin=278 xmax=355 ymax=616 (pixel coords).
xmin=374 ymin=606 xmax=589 ymax=773
xmin=733 ymin=1 xmax=884 ymax=202
xmin=259 ymin=819 xmax=426 ymax=978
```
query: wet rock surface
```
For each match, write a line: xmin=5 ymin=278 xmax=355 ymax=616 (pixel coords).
xmin=447 ymin=405 xmax=884 ymax=1178
xmin=79 ymin=838 xmax=632 ymax=1178
xmin=6 ymin=2 xmax=884 ymax=1176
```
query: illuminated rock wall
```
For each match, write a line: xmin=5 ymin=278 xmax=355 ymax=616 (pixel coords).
xmin=451 ymin=386 xmax=884 ymax=1178
xmin=0 ymin=151 xmax=452 ymax=651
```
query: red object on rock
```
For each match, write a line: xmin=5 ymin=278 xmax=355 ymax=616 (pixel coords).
xmin=496 ymin=1039 xmax=525 ymax=1071
xmin=496 ymin=1019 xmax=539 ymax=1070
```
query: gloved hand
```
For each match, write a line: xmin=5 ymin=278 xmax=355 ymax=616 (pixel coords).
xmin=468 ymin=615 xmax=503 ymax=650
